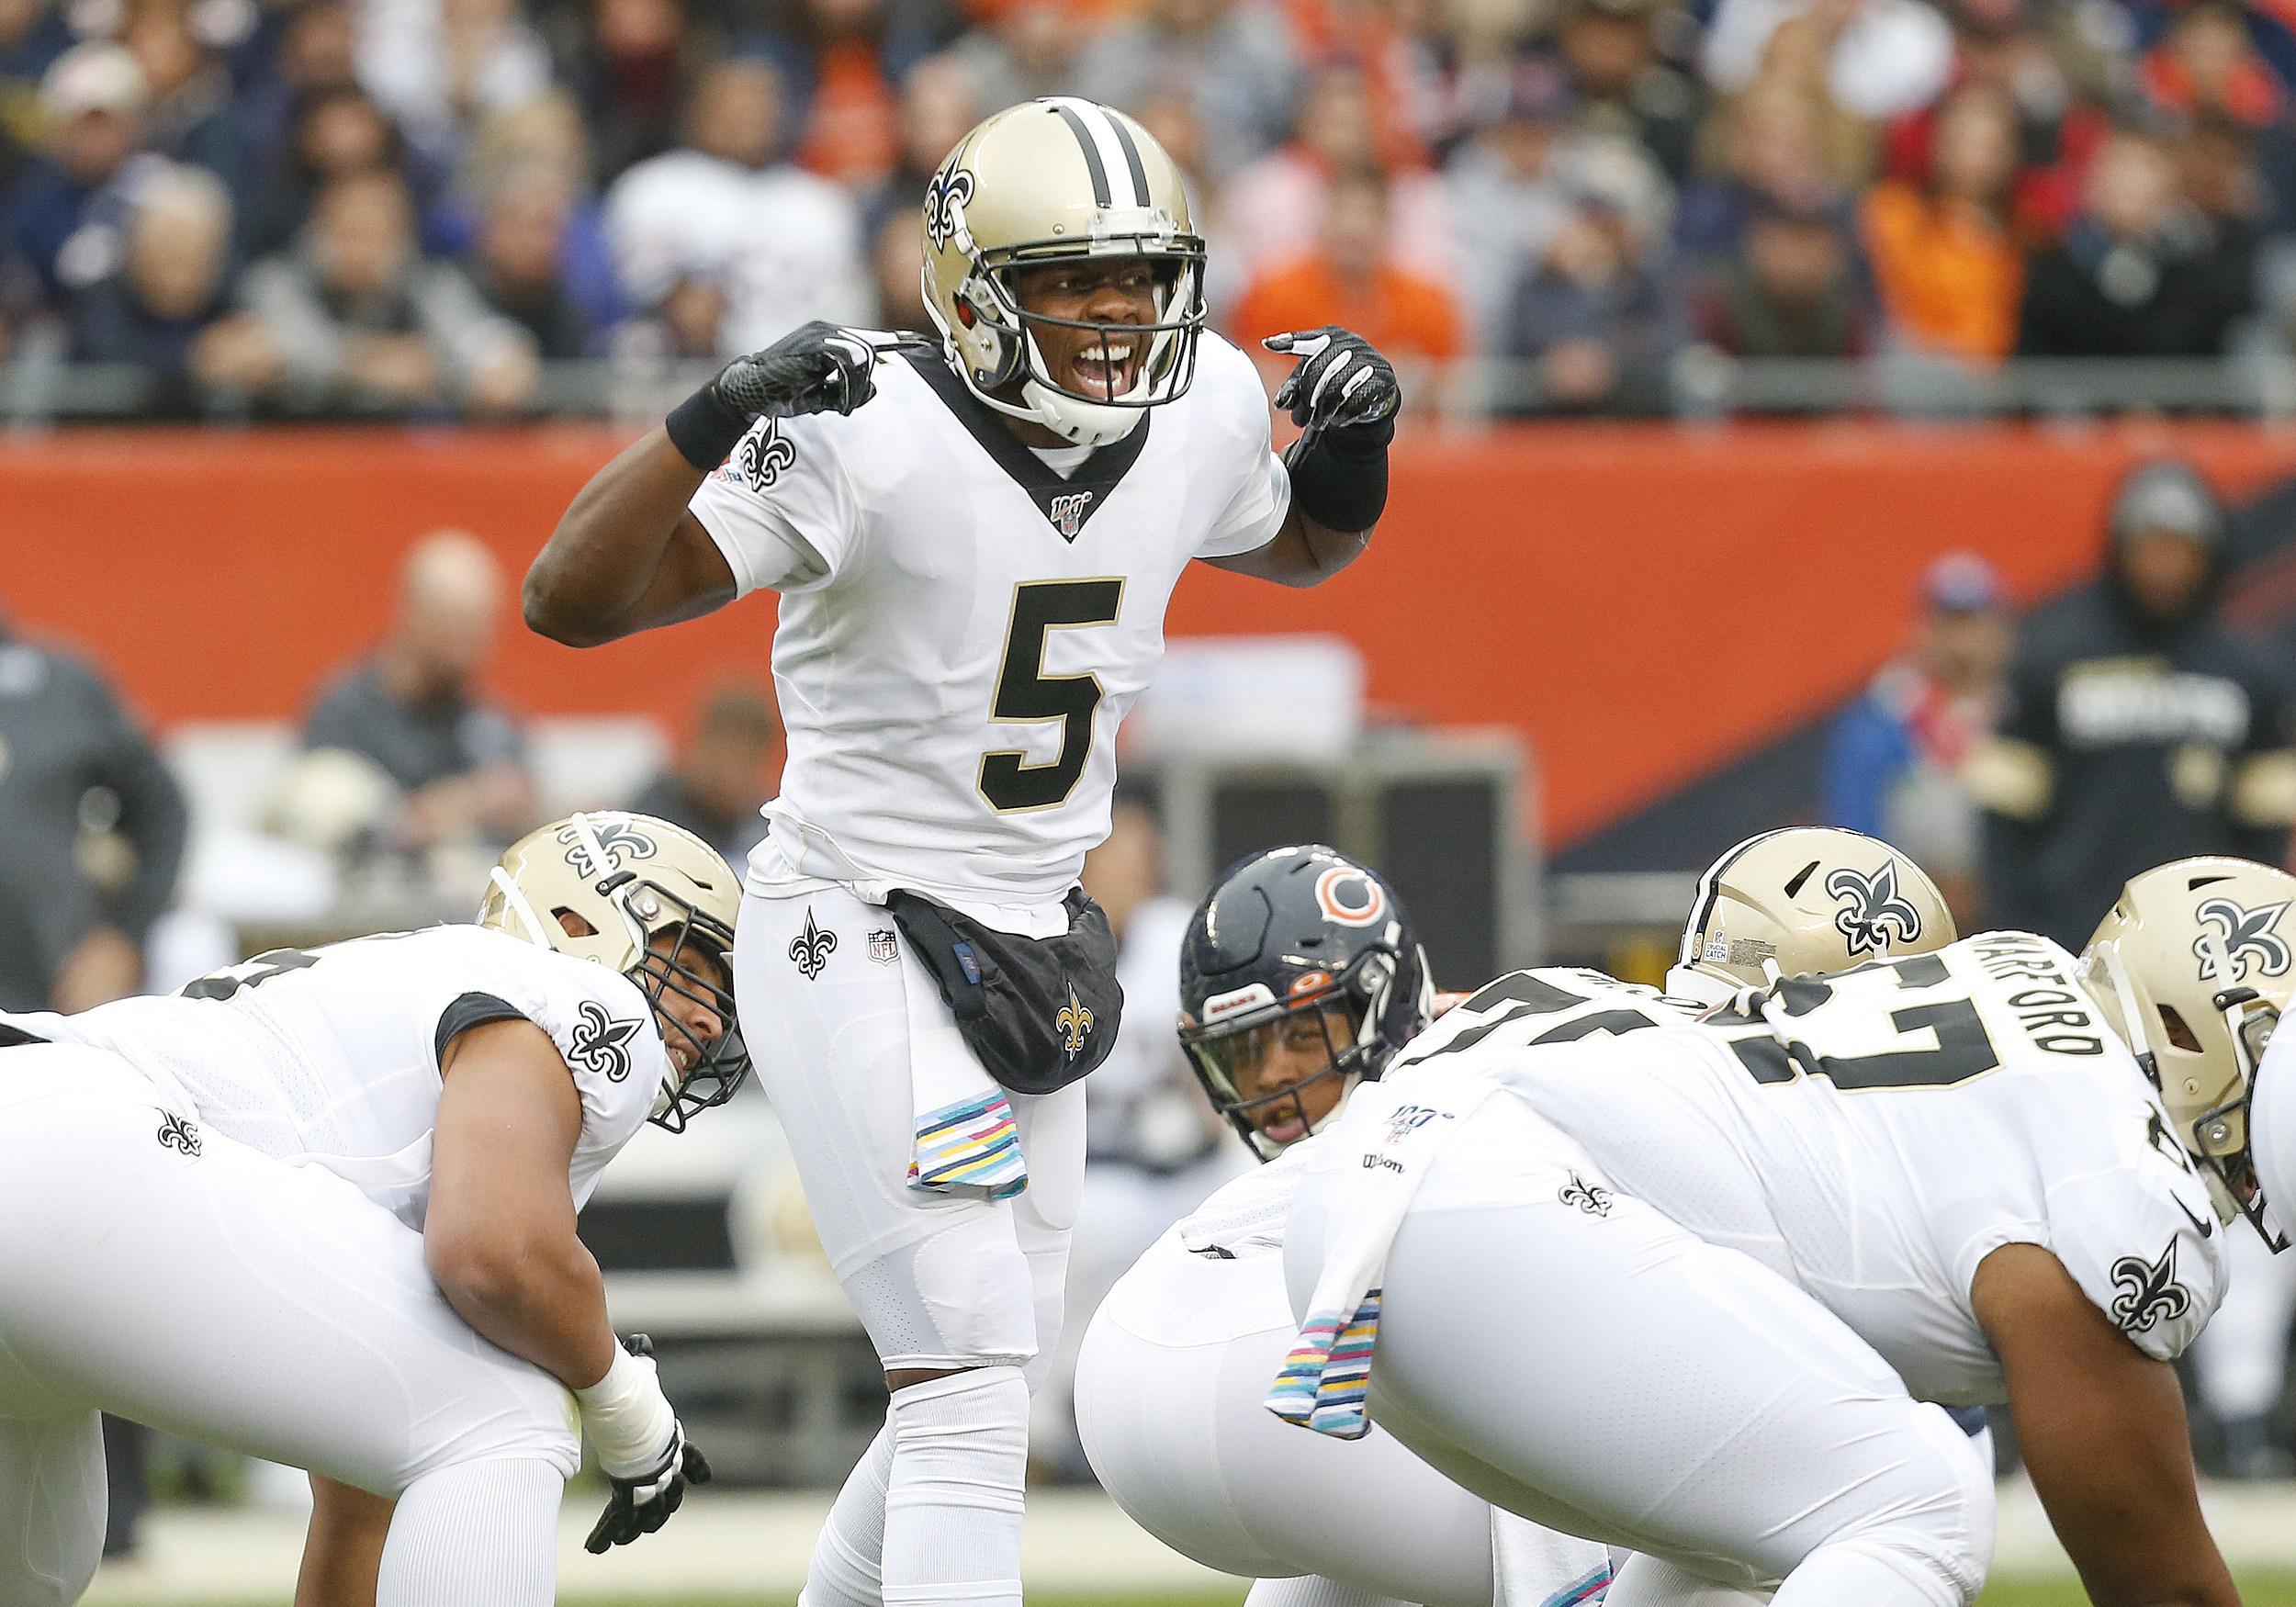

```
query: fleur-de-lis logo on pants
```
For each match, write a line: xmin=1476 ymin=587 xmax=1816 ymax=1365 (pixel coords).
xmin=1057 ymin=986 xmax=1093 ymax=1056
xmin=2109 ymin=1241 xmax=2191 ymax=1335
xmin=790 ymin=908 xmax=837 ymax=981
xmin=156 ymin=1111 xmax=202 ymax=1157
xmin=1558 ymin=1171 xmax=1612 ymax=1217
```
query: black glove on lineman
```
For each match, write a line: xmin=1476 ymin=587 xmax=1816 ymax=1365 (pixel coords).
xmin=583 ymin=1335 xmax=715 ymax=1555
xmin=1264 ymin=328 xmax=1400 ymax=534
xmin=665 ymin=322 xmax=933 ymax=472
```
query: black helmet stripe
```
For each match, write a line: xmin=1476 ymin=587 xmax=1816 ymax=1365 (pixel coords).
xmin=1683 ymin=828 xmax=1795 ymax=961
xmin=1048 ymin=100 xmax=1114 ymax=208
xmin=1105 ymin=112 xmax=1151 ymax=208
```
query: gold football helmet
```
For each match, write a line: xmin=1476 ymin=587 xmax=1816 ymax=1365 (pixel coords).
xmin=2077 ymin=857 xmax=2296 ymax=1242
xmin=478 ymin=811 xmax=747 ymax=1130
xmin=1669 ymin=826 xmax=1956 ymax=998
xmin=920 ymin=96 xmax=1206 ymax=447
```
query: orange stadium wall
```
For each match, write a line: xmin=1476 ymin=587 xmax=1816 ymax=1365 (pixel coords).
xmin=7 ymin=421 xmax=2296 ymax=850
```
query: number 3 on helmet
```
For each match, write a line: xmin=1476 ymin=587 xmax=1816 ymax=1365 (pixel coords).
xmin=920 ymin=97 xmax=1208 ymax=449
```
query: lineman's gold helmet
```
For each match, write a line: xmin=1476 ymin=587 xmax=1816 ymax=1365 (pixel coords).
xmin=2077 ymin=857 xmax=2296 ymax=1241
xmin=478 ymin=811 xmax=747 ymax=1131
xmin=921 ymin=97 xmax=1206 ymax=448
xmin=1668 ymin=826 xmax=1956 ymax=999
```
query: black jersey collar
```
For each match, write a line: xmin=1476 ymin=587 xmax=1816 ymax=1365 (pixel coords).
xmin=904 ymin=349 xmax=1151 ymax=542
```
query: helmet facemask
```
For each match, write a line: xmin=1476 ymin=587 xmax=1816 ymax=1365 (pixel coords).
xmin=1182 ymin=950 xmax=1389 ymax=1161
xmin=2081 ymin=921 xmax=2286 ymax=1250
xmin=929 ymin=207 xmax=1207 ymax=447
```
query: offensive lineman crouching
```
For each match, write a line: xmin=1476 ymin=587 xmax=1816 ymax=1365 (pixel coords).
xmin=0 ymin=814 xmax=737 ymax=1607
xmin=525 ymin=98 xmax=1400 ymax=1607
xmin=1077 ymin=830 xmax=1964 ymax=1607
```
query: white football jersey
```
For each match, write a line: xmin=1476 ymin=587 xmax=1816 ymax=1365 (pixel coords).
xmin=1428 ymin=932 xmax=2227 ymax=1404
xmin=1171 ymin=969 xmax=1710 ymax=1267
xmin=6 ymin=926 xmax=668 ymax=1227
xmin=690 ymin=333 xmax=1289 ymax=907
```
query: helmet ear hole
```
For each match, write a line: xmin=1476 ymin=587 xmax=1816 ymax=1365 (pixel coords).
xmin=555 ymin=908 xmax=598 ymax=938
xmin=2159 ymin=1003 xmax=2204 ymax=1052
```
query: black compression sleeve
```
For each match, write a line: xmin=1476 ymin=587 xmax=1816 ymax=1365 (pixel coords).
xmin=433 ymin=992 xmax=531 ymax=1065
xmin=1285 ymin=415 xmax=1395 ymax=534
xmin=664 ymin=383 xmax=754 ymax=473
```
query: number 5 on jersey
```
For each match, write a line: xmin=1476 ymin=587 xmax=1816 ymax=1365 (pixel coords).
xmin=979 ymin=579 xmax=1125 ymax=813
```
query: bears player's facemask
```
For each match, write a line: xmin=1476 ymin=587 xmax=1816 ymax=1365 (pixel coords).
xmin=1185 ymin=982 xmax=1372 ymax=1159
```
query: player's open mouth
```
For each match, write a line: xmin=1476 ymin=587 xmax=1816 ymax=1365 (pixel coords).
xmin=1259 ymin=1111 xmax=1309 ymax=1146
xmin=1068 ymin=337 xmax=1142 ymax=400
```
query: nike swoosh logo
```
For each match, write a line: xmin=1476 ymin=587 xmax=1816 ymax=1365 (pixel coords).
xmin=2172 ymin=1195 xmax=2215 ymax=1239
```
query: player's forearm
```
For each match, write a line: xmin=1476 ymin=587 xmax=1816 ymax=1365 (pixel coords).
xmin=525 ymin=429 xmax=726 ymax=646
xmin=428 ymin=1229 xmax=618 ymax=1390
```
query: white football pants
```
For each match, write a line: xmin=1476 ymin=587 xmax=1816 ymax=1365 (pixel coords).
xmin=0 ymin=1044 xmax=579 ymax=1607
xmin=1076 ymin=1232 xmax=1610 ymax=1607
xmin=1300 ymin=1174 xmax=1995 ymax=1603
xmin=739 ymin=886 xmax=1084 ymax=1607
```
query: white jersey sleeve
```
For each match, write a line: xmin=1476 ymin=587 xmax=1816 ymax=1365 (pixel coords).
xmin=689 ymin=413 xmax=861 ymax=597
xmin=2042 ymin=1116 xmax=2228 ymax=1364
xmin=445 ymin=938 xmax=670 ymax=1205
xmin=1192 ymin=336 xmax=1292 ymax=560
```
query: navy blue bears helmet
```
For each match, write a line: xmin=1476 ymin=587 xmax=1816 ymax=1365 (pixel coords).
xmin=1178 ymin=845 xmax=1435 ymax=1159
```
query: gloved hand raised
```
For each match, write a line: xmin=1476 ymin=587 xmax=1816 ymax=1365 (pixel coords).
xmin=1264 ymin=328 xmax=1401 ymax=434
xmin=713 ymin=322 xmax=935 ymax=421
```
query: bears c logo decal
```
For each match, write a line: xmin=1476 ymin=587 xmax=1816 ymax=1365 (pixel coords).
xmin=1313 ymin=866 xmax=1387 ymax=928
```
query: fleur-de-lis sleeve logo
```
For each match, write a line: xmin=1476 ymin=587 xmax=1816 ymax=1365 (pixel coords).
xmin=2193 ymin=897 xmax=2293 ymax=983
xmin=568 ymin=999 xmax=643 ymax=1083
xmin=1825 ymin=863 xmax=1924 ymax=957
xmin=156 ymin=1111 xmax=202 ymax=1157
xmin=790 ymin=908 xmax=837 ymax=981
xmin=1056 ymin=985 xmax=1094 ymax=1056
xmin=924 ymin=164 xmax=974 ymax=252
xmin=737 ymin=420 xmax=797 ymax=490
xmin=2109 ymin=1241 xmax=2192 ymax=1334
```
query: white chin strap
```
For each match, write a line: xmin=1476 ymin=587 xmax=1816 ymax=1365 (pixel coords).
xmin=489 ymin=866 xmax=555 ymax=950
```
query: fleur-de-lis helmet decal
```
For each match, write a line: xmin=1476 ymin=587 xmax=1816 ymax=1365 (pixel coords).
xmin=2192 ymin=896 xmax=2294 ymax=984
xmin=1825 ymin=861 xmax=1925 ymax=958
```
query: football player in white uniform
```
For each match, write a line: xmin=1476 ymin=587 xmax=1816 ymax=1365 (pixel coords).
xmin=525 ymin=96 xmax=1397 ymax=1607
xmin=1266 ymin=856 xmax=2292 ymax=1605
xmin=0 ymin=813 xmax=739 ymax=1607
xmin=1077 ymin=830 xmax=1962 ymax=1607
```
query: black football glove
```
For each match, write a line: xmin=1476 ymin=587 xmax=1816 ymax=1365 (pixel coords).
xmin=582 ymin=1335 xmax=714 ymax=1555
xmin=1264 ymin=328 xmax=1401 ymax=433
xmin=713 ymin=322 xmax=934 ymax=421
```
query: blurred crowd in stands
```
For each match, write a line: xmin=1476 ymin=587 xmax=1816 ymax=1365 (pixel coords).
xmin=6 ymin=0 xmax=2296 ymax=415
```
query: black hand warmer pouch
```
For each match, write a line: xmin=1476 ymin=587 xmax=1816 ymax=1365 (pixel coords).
xmin=884 ymin=887 xmax=1125 ymax=1096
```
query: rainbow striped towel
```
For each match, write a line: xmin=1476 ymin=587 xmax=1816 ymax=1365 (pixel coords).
xmin=909 ymin=1087 xmax=1026 ymax=1200
xmin=1266 ymin=1066 xmax=1503 ymax=1439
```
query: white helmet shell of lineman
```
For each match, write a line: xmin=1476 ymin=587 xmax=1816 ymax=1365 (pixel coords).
xmin=1666 ymin=826 xmax=1957 ymax=1001
xmin=2077 ymin=856 xmax=2296 ymax=1241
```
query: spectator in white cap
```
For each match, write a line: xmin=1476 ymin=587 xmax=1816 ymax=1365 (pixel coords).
xmin=1822 ymin=550 xmax=2009 ymax=927
xmin=1 ymin=41 xmax=154 ymax=309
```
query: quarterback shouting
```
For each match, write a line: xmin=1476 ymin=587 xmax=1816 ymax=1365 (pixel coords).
xmin=526 ymin=98 xmax=1393 ymax=1607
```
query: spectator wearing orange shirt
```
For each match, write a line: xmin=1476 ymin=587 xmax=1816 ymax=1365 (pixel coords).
xmin=1860 ymin=79 xmax=2022 ymax=361
xmin=1231 ymin=164 xmax=1459 ymax=407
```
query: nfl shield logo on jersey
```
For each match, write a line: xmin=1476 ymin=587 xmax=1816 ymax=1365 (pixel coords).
xmin=1048 ymin=491 xmax=1094 ymax=540
xmin=869 ymin=928 xmax=899 ymax=965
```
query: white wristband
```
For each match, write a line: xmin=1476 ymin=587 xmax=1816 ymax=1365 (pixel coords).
xmin=574 ymin=1346 xmax=679 ymax=1478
